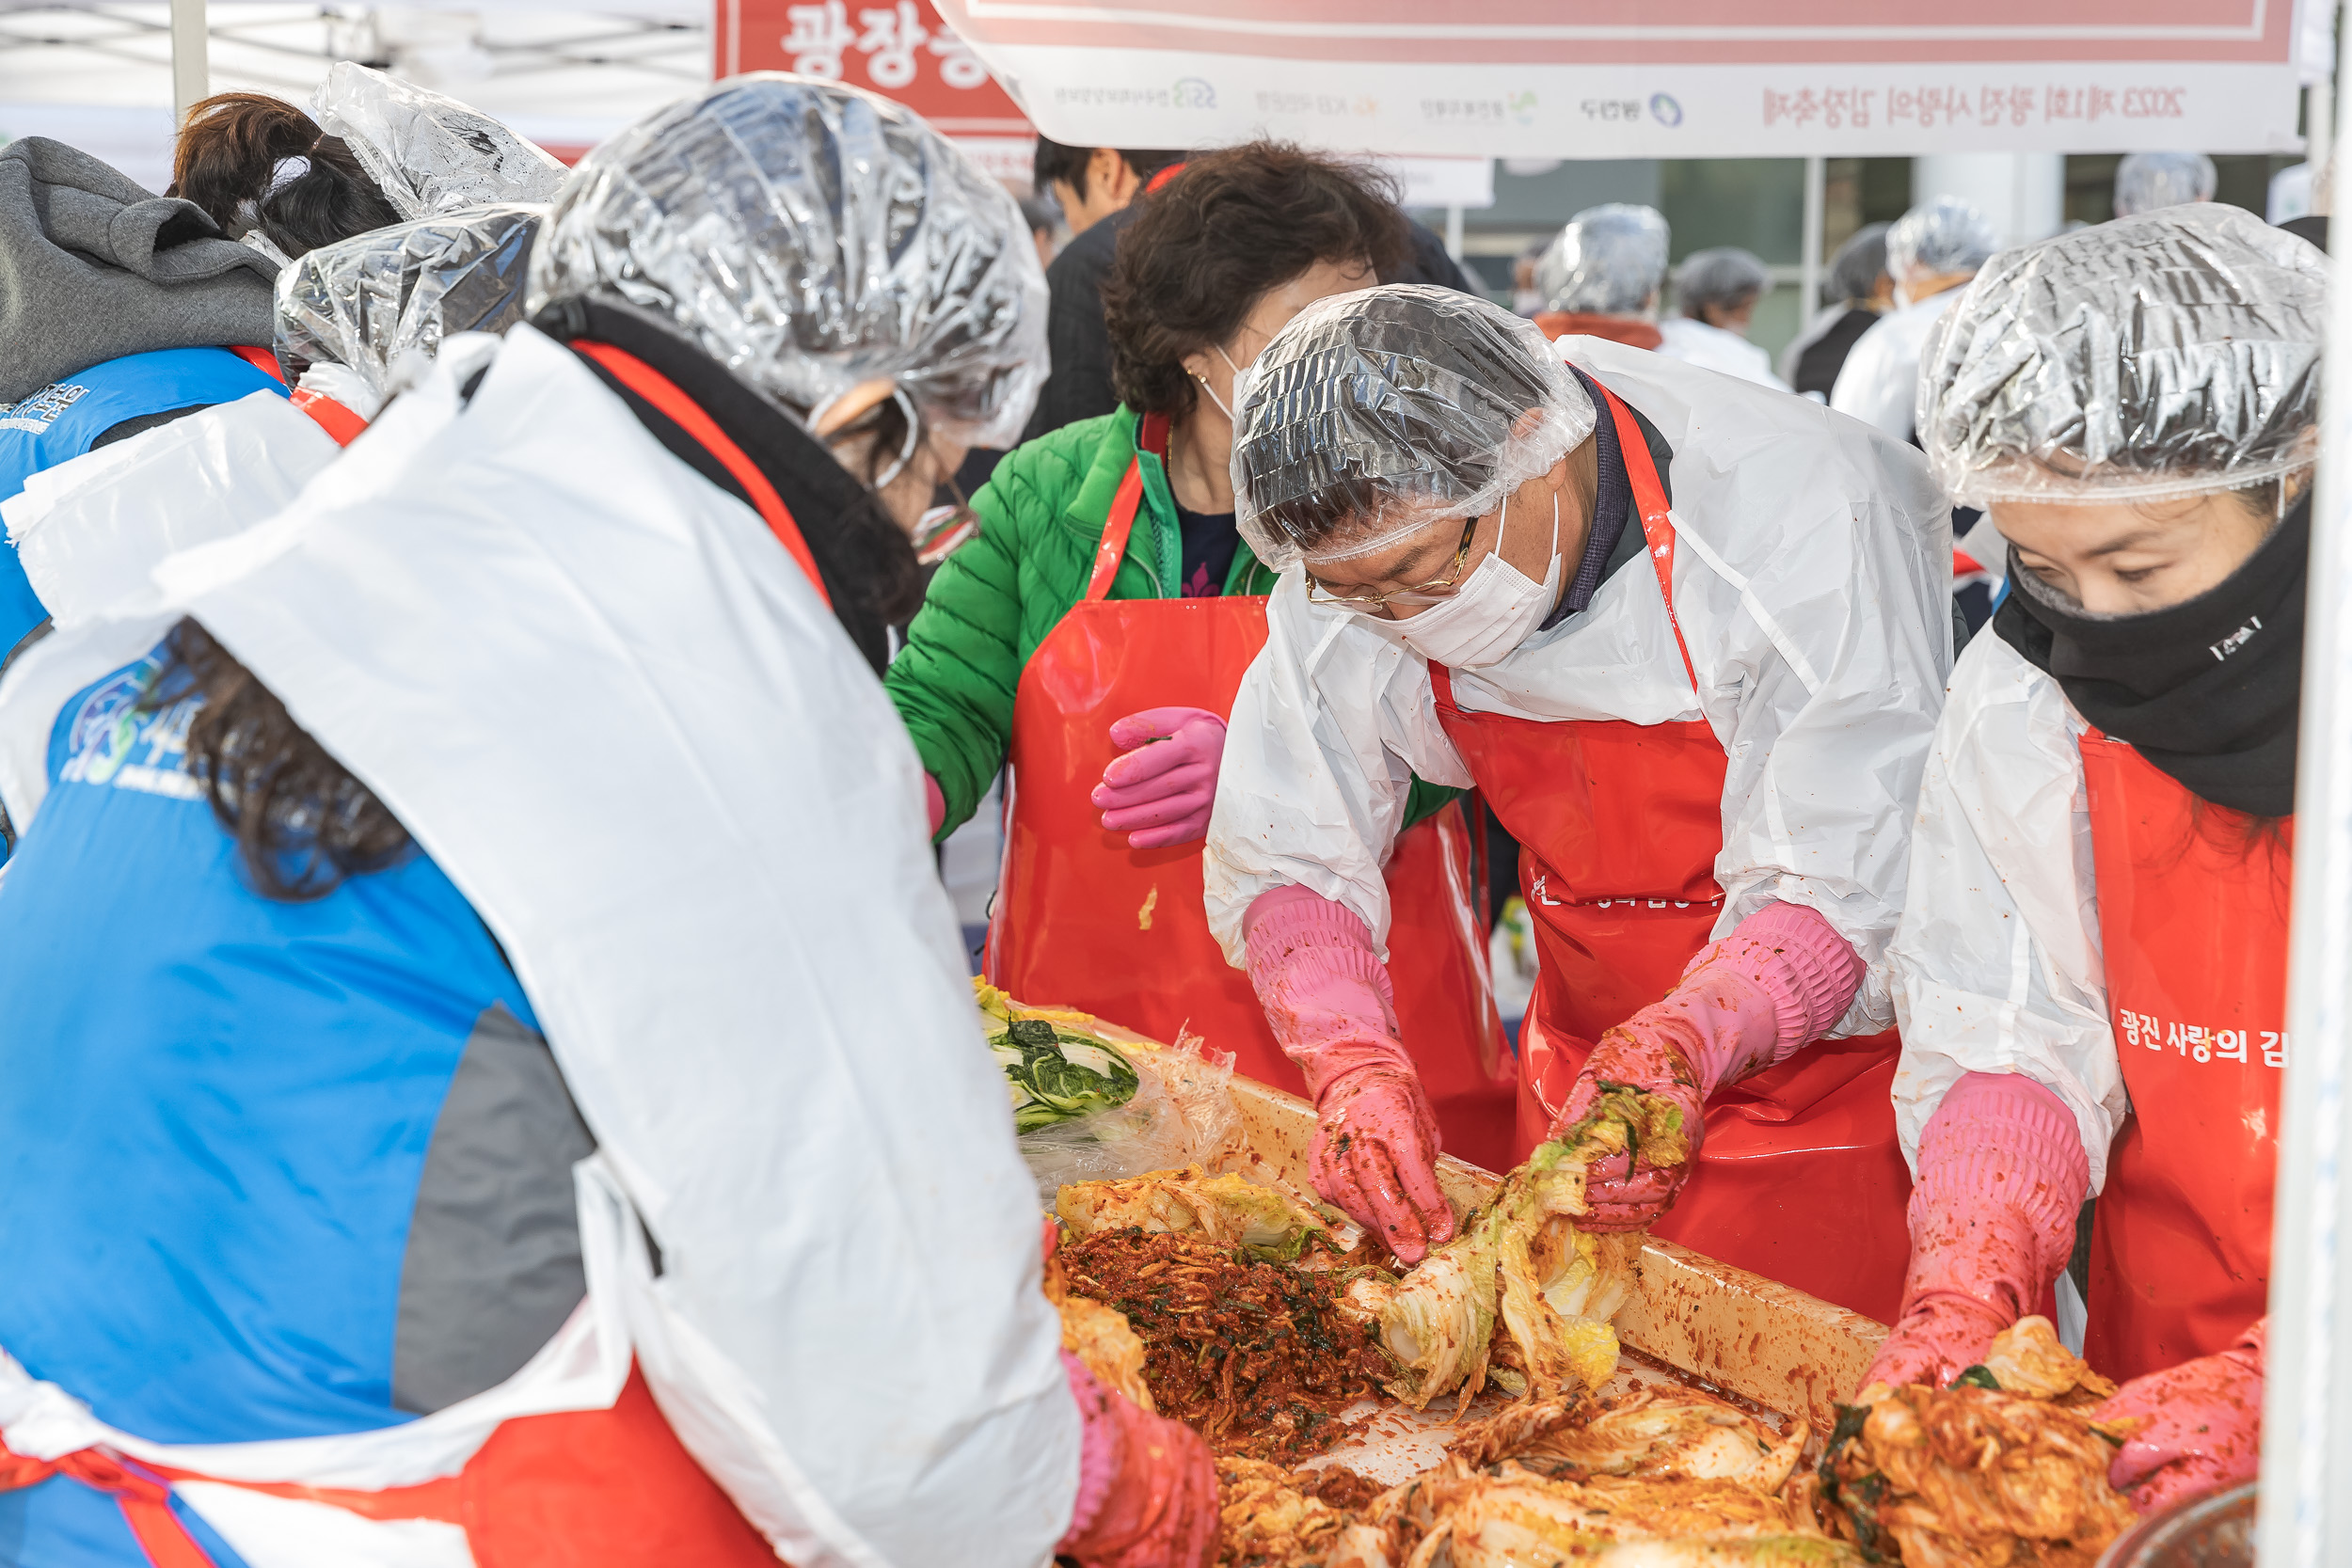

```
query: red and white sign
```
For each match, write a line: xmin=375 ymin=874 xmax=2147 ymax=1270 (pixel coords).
xmin=715 ymin=0 xmax=1032 ymax=136
xmin=932 ymin=0 xmax=2309 ymax=157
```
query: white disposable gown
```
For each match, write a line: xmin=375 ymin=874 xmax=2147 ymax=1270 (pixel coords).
xmin=1656 ymin=316 xmax=1790 ymax=390
xmin=1885 ymin=629 xmax=2130 ymax=1189
xmin=0 ymin=325 xmax=1079 ymax=1568
xmin=1829 ymin=289 xmax=1966 ymax=441
xmin=1203 ymin=337 xmax=1954 ymax=1037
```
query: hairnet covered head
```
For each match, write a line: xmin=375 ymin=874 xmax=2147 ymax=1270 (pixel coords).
xmin=1534 ymin=204 xmax=1669 ymax=316
xmin=2113 ymin=150 xmax=2218 ymax=217
xmin=1676 ymin=246 xmax=1770 ymax=317
xmin=1827 ymin=222 xmax=1890 ymax=305
xmin=1232 ymin=284 xmax=1598 ymax=571
xmin=1887 ymin=196 xmax=2000 ymax=284
xmin=276 ymin=201 xmax=543 ymax=397
xmin=1919 ymin=203 xmax=2325 ymax=509
xmin=528 ymin=73 xmax=1048 ymax=449
xmin=310 ymin=61 xmax=567 ymax=222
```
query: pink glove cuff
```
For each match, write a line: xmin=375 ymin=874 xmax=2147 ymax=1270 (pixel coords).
xmin=1904 ymin=1070 xmax=2090 ymax=1320
xmin=1711 ymin=901 xmax=1867 ymax=1046
xmin=1242 ymin=886 xmax=1405 ymax=1099
xmin=1662 ymin=901 xmax=1866 ymax=1095
xmin=1059 ymin=1351 xmax=1119 ymax=1545
xmin=923 ymin=771 xmax=946 ymax=836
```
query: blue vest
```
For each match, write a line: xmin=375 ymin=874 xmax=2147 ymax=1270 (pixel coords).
xmin=0 ymin=646 xmax=564 ymax=1567
xmin=0 ymin=348 xmax=287 ymax=657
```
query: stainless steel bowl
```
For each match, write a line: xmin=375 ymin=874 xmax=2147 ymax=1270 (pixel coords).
xmin=2096 ymin=1483 xmax=2256 ymax=1568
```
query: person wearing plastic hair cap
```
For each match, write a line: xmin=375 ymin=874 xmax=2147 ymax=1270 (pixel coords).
xmin=1531 ymin=202 xmax=1671 ymax=347
xmin=1204 ymin=284 xmax=1954 ymax=1316
xmin=2114 ymin=150 xmax=2217 ymax=217
xmin=1656 ymin=246 xmax=1788 ymax=389
xmin=1831 ymin=194 xmax=2001 ymax=441
xmin=0 ymin=203 xmax=544 ymax=667
xmin=276 ymin=201 xmax=544 ymax=442
xmin=0 ymin=75 xmax=1193 ymax=1568
xmin=1868 ymin=203 xmax=2322 ymax=1516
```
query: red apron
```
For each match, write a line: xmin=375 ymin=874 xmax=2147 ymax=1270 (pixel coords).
xmin=1427 ymin=382 xmax=1911 ymax=1323
xmin=986 ymin=421 xmax=1516 ymax=1168
xmin=2079 ymin=734 xmax=2287 ymax=1382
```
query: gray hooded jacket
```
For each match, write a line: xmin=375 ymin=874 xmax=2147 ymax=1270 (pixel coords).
xmin=0 ymin=137 xmax=279 ymax=404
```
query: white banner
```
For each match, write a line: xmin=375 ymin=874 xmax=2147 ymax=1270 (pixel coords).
xmin=938 ymin=0 xmax=2309 ymax=158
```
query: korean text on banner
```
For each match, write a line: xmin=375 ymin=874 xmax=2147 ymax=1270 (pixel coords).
xmin=932 ymin=0 xmax=2307 ymax=160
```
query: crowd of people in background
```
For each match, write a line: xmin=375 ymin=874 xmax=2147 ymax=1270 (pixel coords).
xmin=0 ymin=54 xmax=2322 ymax=1565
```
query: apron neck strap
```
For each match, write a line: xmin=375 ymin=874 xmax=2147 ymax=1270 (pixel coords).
xmin=1089 ymin=447 xmax=1152 ymax=601
xmin=226 ymin=344 xmax=286 ymax=386
xmin=571 ymin=339 xmax=831 ymax=610
xmin=1592 ymin=379 xmax=1699 ymax=693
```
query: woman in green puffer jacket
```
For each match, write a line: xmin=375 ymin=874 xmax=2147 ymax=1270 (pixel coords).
xmin=885 ymin=144 xmax=1510 ymax=1156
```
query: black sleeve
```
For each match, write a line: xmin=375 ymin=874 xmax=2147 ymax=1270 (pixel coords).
xmin=1018 ymin=222 xmax=1125 ymax=445
xmin=1382 ymin=223 xmax=1480 ymax=295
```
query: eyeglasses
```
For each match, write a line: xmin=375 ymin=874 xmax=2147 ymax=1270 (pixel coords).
xmin=1305 ymin=515 xmax=1483 ymax=610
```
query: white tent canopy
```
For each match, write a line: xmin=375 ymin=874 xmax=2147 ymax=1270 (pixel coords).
xmin=0 ymin=2 xmax=707 ymax=189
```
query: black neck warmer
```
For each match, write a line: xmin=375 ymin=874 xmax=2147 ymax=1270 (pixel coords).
xmin=1993 ymin=494 xmax=2308 ymax=817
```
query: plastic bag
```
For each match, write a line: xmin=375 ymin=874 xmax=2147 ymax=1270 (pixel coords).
xmin=1018 ymin=1029 xmax=1242 ymax=1203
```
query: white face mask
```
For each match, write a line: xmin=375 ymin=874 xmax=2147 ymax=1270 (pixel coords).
xmin=1355 ymin=492 xmax=1563 ymax=669
xmin=1198 ymin=343 xmax=1257 ymax=423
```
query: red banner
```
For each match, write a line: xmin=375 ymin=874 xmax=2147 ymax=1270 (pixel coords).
xmin=714 ymin=0 xmax=1032 ymax=137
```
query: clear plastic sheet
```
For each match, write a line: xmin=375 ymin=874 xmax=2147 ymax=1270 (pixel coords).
xmin=1533 ymin=203 xmax=1669 ymax=317
xmin=1918 ymin=203 xmax=2326 ymax=508
xmin=275 ymin=202 xmax=543 ymax=401
xmin=1231 ymin=284 xmax=1597 ymax=570
xmin=309 ymin=61 xmax=567 ymax=222
xmin=2114 ymin=151 xmax=2217 ymax=217
xmin=1018 ymin=1032 xmax=1243 ymax=1202
xmin=1673 ymin=246 xmax=1771 ymax=314
xmin=527 ymin=74 xmax=1048 ymax=451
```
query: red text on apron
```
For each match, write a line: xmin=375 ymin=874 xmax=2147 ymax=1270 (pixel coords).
xmin=1427 ymin=381 xmax=1910 ymax=1323
xmin=0 ymin=341 xmax=815 ymax=1568
xmin=987 ymin=417 xmax=1517 ymax=1167
xmin=2079 ymin=733 xmax=2286 ymax=1382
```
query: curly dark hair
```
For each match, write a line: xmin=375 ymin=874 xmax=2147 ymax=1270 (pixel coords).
xmin=146 ymin=618 xmax=411 ymax=901
xmin=1101 ymin=143 xmax=1409 ymax=420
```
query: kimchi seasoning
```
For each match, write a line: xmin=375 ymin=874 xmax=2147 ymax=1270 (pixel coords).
xmin=1058 ymin=1227 xmax=1392 ymax=1463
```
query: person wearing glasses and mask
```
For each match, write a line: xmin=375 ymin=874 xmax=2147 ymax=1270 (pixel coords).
xmin=886 ymin=144 xmax=1517 ymax=1164
xmin=1203 ymin=286 xmax=1951 ymax=1304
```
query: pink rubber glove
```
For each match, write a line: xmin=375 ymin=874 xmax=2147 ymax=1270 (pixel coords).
xmin=923 ymin=772 xmax=946 ymax=836
xmin=1860 ymin=1070 xmax=2089 ymax=1393
xmin=1244 ymin=884 xmax=1457 ymax=1263
xmin=1092 ymin=706 xmax=1227 ymax=849
xmin=1551 ymin=901 xmax=1866 ymax=1230
xmin=2098 ymin=1320 xmax=2265 ymax=1513
xmin=1056 ymin=1352 xmax=1218 ymax=1568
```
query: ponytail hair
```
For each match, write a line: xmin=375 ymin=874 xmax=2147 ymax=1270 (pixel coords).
xmin=169 ymin=92 xmax=398 ymax=259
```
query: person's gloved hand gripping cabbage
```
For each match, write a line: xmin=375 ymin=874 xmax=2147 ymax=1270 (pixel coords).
xmin=1205 ymin=287 xmax=1948 ymax=1305
xmin=1867 ymin=205 xmax=2320 ymax=1513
